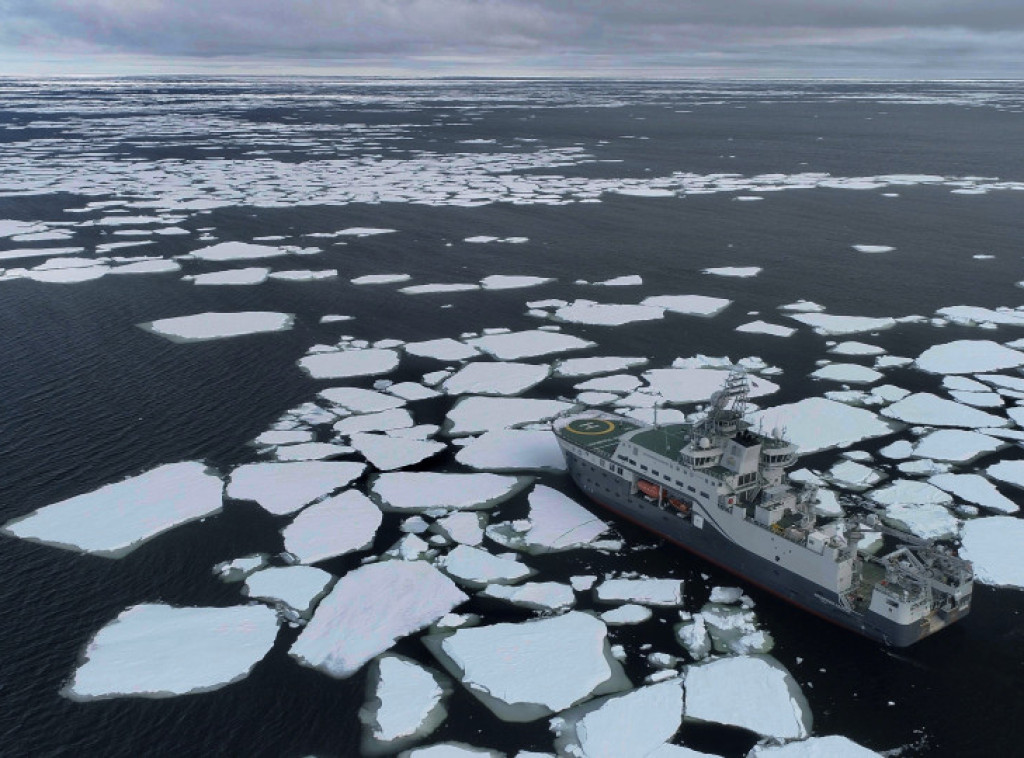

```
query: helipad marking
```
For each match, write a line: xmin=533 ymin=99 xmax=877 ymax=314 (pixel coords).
xmin=568 ymin=419 xmax=616 ymax=436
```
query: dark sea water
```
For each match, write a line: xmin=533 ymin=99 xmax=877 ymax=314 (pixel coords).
xmin=1 ymin=78 xmax=1024 ymax=757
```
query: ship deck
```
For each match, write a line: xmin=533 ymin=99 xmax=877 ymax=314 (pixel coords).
xmin=629 ymin=425 xmax=691 ymax=458
xmin=557 ymin=416 xmax=642 ymax=456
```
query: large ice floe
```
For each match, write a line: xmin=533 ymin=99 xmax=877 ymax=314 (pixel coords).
xmin=405 ymin=338 xmax=481 ymax=362
xmin=466 ymin=329 xmax=594 ymax=360
xmin=915 ymin=340 xmax=1024 ymax=375
xmin=64 ymin=604 xmax=279 ymax=700
xmin=184 ymin=241 xmax=292 ymax=261
xmin=444 ymin=396 xmax=576 ymax=436
xmin=187 ymin=267 xmax=270 ymax=285
xmin=226 ymin=461 xmax=365 ymax=515
xmin=550 ymin=678 xmax=684 ymax=758
xmin=290 ymin=560 xmax=467 ymax=678
xmin=810 ymin=364 xmax=883 ymax=385
xmin=485 ymin=484 xmax=610 ymax=553
xmin=2 ymin=461 xmax=222 ymax=558
xmin=359 ymin=654 xmax=451 ymax=755
xmin=454 ymin=429 xmax=567 ymax=472
xmin=553 ymin=356 xmax=649 ymax=377
xmin=298 ymin=348 xmax=401 ymax=379
xmin=911 ymin=429 xmax=1005 ymax=462
xmin=553 ymin=300 xmax=666 ymax=326
xmin=880 ymin=393 xmax=1007 ymax=428
xmin=441 ymin=361 xmax=550 ymax=396
xmin=959 ymin=516 xmax=1024 ymax=588
xmin=928 ymin=473 xmax=1018 ymax=513
xmin=370 ymin=472 xmax=531 ymax=512
xmin=748 ymin=736 xmax=881 ymax=757
xmin=786 ymin=313 xmax=896 ymax=336
xmin=749 ymin=398 xmax=895 ymax=454
xmin=478 ymin=581 xmax=576 ymax=612
xmin=281 ymin=489 xmax=382 ymax=563
xmin=437 ymin=544 xmax=535 ymax=587
xmin=423 ymin=611 xmax=628 ymax=721
xmin=349 ymin=432 xmax=446 ymax=470
xmin=139 ymin=311 xmax=294 ymax=341
xmin=683 ymin=655 xmax=811 ymax=741
xmin=641 ymin=294 xmax=732 ymax=317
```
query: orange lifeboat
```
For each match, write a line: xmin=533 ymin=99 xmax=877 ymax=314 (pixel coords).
xmin=668 ymin=497 xmax=690 ymax=513
xmin=636 ymin=479 xmax=664 ymax=499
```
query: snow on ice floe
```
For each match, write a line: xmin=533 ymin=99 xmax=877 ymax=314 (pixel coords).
xmin=320 ymin=386 xmax=406 ymax=414
xmin=915 ymin=340 xmax=1024 ymax=375
xmin=645 ymin=368 xmax=778 ymax=404
xmin=960 ymin=517 xmax=1024 ymax=588
xmin=243 ymin=566 xmax=334 ymax=618
xmin=333 ymin=409 xmax=414 ymax=435
xmin=352 ymin=273 xmax=412 ymax=285
xmin=703 ymin=266 xmax=761 ymax=278
xmin=109 ymin=259 xmax=181 ymax=275
xmin=936 ymin=305 xmax=1024 ymax=328
xmin=434 ymin=512 xmax=486 ymax=546
xmin=912 ymin=429 xmax=1005 ymax=462
xmin=226 ymin=461 xmax=365 ymax=515
xmin=291 ymin=560 xmax=467 ymax=679
xmin=736 ymin=321 xmax=795 ymax=338
xmin=298 ymin=348 xmax=401 ymax=379
xmin=553 ymin=356 xmax=648 ymax=377
xmin=281 ymin=490 xmax=382 ymax=563
xmin=437 ymin=545 xmax=534 ymax=587
xmin=445 ymin=396 xmax=576 ymax=436
xmin=349 ymin=433 xmax=446 ymax=470
xmin=749 ymin=735 xmax=881 ymax=757
xmin=185 ymin=242 xmax=292 ymax=261
xmin=2 ymin=462 xmax=222 ymax=558
xmin=600 ymin=604 xmax=652 ymax=626
xmin=188 ymin=267 xmax=270 ymax=285
xmin=928 ymin=473 xmax=1018 ymax=514
xmin=401 ymin=282 xmax=480 ymax=295
xmin=478 ymin=582 xmax=575 ymax=612
xmin=641 ymin=294 xmax=732 ymax=317
xmin=486 ymin=484 xmax=609 ymax=553
xmin=852 ymin=244 xmax=895 ymax=254
xmin=480 ymin=275 xmax=553 ymax=290
xmin=553 ymin=301 xmax=666 ymax=326
xmin=779 ymin=300 xmax=825 ymax=313
xmin=139 ymin=311 xmax=293 ymax=342
xmin=64 ymin=604 xmax=279 ymax=700
xmin=829 ymin=341 xmax=886 ymax=356
xmin=405 ymin=338 xmax=481 ymax=362
xmin=749 ymin=398 xmax=896 ymax=454
xmin=424 ymin=611 xmax=628 ymax=721
xmin=879 ymin=502 xmax=959 ymax=541
xmin=400 ymin=743 xmax=501 ymax=757
xmin=594 ymin=275 xmax=643 ymax=286
xmin=576 ymin=373 xmax=644 ymax=393
xmin=371 ymin=472 xmax=531 ymax=512
xmin=595 ymin=577 xmax=684 ymax=606
xmin=880 ymin=393 xmax=1007 ymax=428
xmin=441 ymin=361 xmax=549 ymax=396
xmin=268 ymin=269 xmax=338 ymax=281
xmin=467 ymin=329 xmax=594 ymax=360
xmin=359 ymin=654 xmax=451 ymax=755
xmin=550 ymin=678 xmax=684 ymax=758
xmin=454 ymin=430 xmax=566 ymax=472
xmin=683 ymin=655 xmax=810 ymax=741
xmin=810 ymin=363 xmax=883 ymax=385
xmin=786 ymin=313 xmax=896 ymax=336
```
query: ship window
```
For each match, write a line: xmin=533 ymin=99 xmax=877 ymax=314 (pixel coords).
xmin=640 ymin=465 xmax=648 ymax=471
xmin=687 ymin=486 xmax=696 ymax=492
xmin=617 ymin=467 xmax=624 ymax=475
xmin=700 ymin=491 xmax=710 ymax=498
xmin=675 ymin=480 xmax=684 ymax=486
xmin=652 ymin=469 xmax=660 ymax=476
xmin=617 ymin=454 xmax=627 ymax=461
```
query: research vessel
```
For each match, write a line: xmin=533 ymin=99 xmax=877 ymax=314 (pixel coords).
xmin=553 ymin=368 xmax=973 ymax=646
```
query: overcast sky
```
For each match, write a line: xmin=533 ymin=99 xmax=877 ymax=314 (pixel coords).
xmin=2 ymin=0 xmax=1024 ymax=78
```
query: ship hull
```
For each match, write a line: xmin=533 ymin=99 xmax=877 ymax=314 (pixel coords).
xmin=564 ymin=449 xmax=960 ymax=647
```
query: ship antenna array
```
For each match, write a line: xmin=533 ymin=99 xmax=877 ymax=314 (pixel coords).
xmin=698 ymin=366 xmax=750 ymax=437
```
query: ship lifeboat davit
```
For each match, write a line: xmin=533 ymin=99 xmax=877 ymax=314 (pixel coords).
xmin=636 ymin=479 xmax=664 ymax=499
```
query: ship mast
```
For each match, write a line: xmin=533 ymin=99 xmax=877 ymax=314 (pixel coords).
xmin=696 ymin=366 xmax=750 ymax=440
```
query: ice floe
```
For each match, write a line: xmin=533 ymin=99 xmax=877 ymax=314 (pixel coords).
xmin=486 ymin=485 xmax=610 ymax=553
xmin=269 ymin=269 xmax=338 ymax=281
xmin=880 ymin=502 xmax=959 ymax=540
xmin=554 ymin=356 xmax=648 ymax=377
xmin=553 ymin=301 xmax=665 ymax=326
xmin=401 ymin=282 xmax=480 ymax=295
xmin=683 ymin=655 xmax=810 ymax=740
xmin=749 ymin=735 xmax=881 ymax=757
xmin=852 ymin=245 xmax=895 ymax=253
xmin=360 ymin=654 xmax=451 ymax=755
xmin=349 ymin=433 xmax=446 ymax=470
xmin=188 ymin=267 xmax=270 ymax=285
xmin=787 ymin=313 xmax=896 ymax=336
xmin=829 ymin=341 xmax=886 ymax=356
xmin=445 ymin=396 xmax=576 ymax=436
xmin=880 ymin=393 xmax=1007 ymax=428
xmin=467 ymin=329 xmax=594 ymax=360
xmin=290 ymin=560 xmax=467 ymax=678
xmin=437 ymin=544 xmax=534 ymax=587
xmin=912 ymin=430 xmax=1004 ymax=462
xmin=371 ymin=472 xmax=531 ymax=512
xmin=594 ymin=275 xmax=643 ymax=286
xmin=595 ymin=577 xmax=684 ymax=606
xmin=915 ymin=340 xmax=1024 ymax=375
xmin=454 ymin=430 xmax=567 ymax=472
xmin=64 ymin=604 xmax=279 ymax=700
xmin=226 ymin=461 xmax=365 ymax=515
xmin=442 ymin=361 xmax=549 ymax=396
xmin=703 ymin=266 xmax=761 ymax=277
xmin=959 ymin=516 xmax=1024 ymax=588
xmin=109 ymin=259 xmax=181 ymax=275
xmin=299 ymin=348 xmax=401 ymax=379
xmin=928 ymin=473 xmax=1018 ymax=513
xmin=424 ymin=611 xmax=627 ymax=721
xmin=139 ymin=311 xmax=293 ymax=342
xmin=405 ymin=338 xmax=481 ymax=362
xmin=320 ymin=386 xmax=405 ymax=414
xmin=810 ymin=363 xmax=884 ymax=385
xmin=480 ymin=275 xmax=553 ymax=290
xmin=281 ymin=490 xmax=382 ymax=563
xmin=334 ymin=409 xmax=414 ymax=435
xmin=2 ymin=461 xmax=222 ymax=558
xmin=186 ymin=241 xmax=291 ymax=261
xmin=478 ymin=581 xmax=575 ymax=611
xmin=736 ymin=321 xmax=795 ymax=338
xmin=641 ymin=294 xmax=732 ymax=317
xmin=434 ymin=512 xmax=486 ymax=546
xmin=749 ymin=398 xmax=896 ymax=454
xmin=985 ymin=460 xmax=1024 ymax=490
xmin=243 ymin=565 xmax=334 ymax=618
xmin=352 ymin=273 xmax=412 ymax=285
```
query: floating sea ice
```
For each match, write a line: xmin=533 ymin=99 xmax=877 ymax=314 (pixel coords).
xmin=699 ymin=603 xmax=773 ymax=655
xmin=2 ymin=461 xmax=222 ymax=558
xmin=912 ymin=429 xmax=1004 ymax=462
xmin=478 ymin=582 xmax=576 ymax=611
xmin=645 ymin=368 xmax=779 ymax=404
xmin=188 ymin=267 xmax=270 ymax=285
xmin=438 ymin=545 xmax=534 ymax=587
xmin=486 ymin=485 xmax=609 ymax=553
xmin=880 ymin=393 xmax=1007 ymax=428
xmin=825 ymin=460 xmax=883 ymax=491
xmin=575 ymin=373 xmax=644 ymax=393
xmin=870 ymin=478 xmax=952 ymax=506
xmin=928 ymin=473 xmax=1018 ymax=514
xmin=292 ymin=560 xmax=467 ymax=678
xmin=64 ymin=604 xmax=279 ymax=700
xmin=405 ymin=338 xmax=481 ymax=362
xmin=371 ymin=472 xmax=531 ymax=512
xmin=550 ymin=678 xmax=684 ymax=758
xmin=480 ymin=275 xmax=553 ymax=290
xmin=352 ymin=273 xmax=412 ymax=285
xmin=109 ymin=259 xmax=181 ymax=275
xmin=786 ymin=313 xmax=896 ymax=336
xmin=595 ymin=577 xmax=684 ymax=606
xmin=226 ymin=461 xmax=365 ymax=515
xmin=213 ymin=554 xmax=269 ymax=582
xmin=830 ymin=341 xmax=886 ymax=356
xmin=424 ymin=611 xmax=628 ymax=721
xmin=445 ymin=396 xmax=576 ymax=436
xmin=748 ymin=735 xmax=882 ymax=757
xmin=16 ymin=265 xmax=110 ymax=283
xmin=915 ymin=340 xmax=1024 ymax=375
xmin=435 ymin=512 xmax=486 ymax=545
xmin=703 ymin=266 xmax=762 ymax=278
xmin=299 ymin=348 xmax=401 ymax=379
xmin=779 ymin=300 xmax=825 ymax=313
xmin=960 ymin=517 xmax=1024 ymax=588
xmin=879 ymin=502 xmax=959 ymax=540
xmin=683 ymin=655 xmax=811 ymax=741
xmin=186 ymin=242 xmax=291 ymax=261
xmin=554 ymin=356 xmax=648 ymax=377
xmin=852 ymin=244 xmax=895 ymax=253
xmin=736 ymin=321 xmax=795 ymax=338
xmin=334 ymin=409 xmax=415 ymax=435
xmin=935 ymin=305 xmax=1024 ymax=327
xmin=320 ymin=386 xmax=406 ymax=415
xmin=359 ymin=654 xmax=451 ymax=756
xmin=387 ymin=382 xmax=441 ymax=402
xmin=467 ymin=329 xmax=594 ymax=360
xmin=455 ymin=429 xmax=566 ymax=472
xmin=282 ymin=490 xmax=382 ymax=563
xmin=750 ymin=398 xmax=896 ymax=454
xmin=554 ymin=301 xmax=666 ymax=326
xmin=810 ymin=363 xmax=884 ymax=385
xmin=399 ymin=743 xmax=502 ymax=757
xmin=594 ymin=275 xmax=643 ymax=286
xmin=349 ymin=432 xmax=446 ymax=470
xmin=442 ymin=361 xmax=550 ymax=396
xmin=269 ymin=269 xmax=338 ymax=281
xmin=600 ymin=604 xmax=653 ymax=626
xmin=243 ymin=566 xmax=335 ymax=618
xmin=334 ymin=227 xmax=396 ymax=237
xmin=641 ymin=294 xmax=732 ymax=317
xmin=140 ymin=311 xmax=293 ymax=342
xmin=401 ymin=282 xmax=480 ymax=294
xmin=985 ymin=460 xmax=1024 ymax=490
xmin=948 ymin=390 xmax=1003 ymax=408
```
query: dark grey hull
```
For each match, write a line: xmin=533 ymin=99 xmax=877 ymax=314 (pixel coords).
xmin=565 ymin=451 xmax=960 ymax=647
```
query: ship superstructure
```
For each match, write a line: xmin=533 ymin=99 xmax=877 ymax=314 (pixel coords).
xmin=553 ymin=368 xmax=973 ymax=646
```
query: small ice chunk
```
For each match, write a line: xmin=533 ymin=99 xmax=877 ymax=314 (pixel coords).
xmin=401 ymin=282 xmax=480 ymax=294
xmin=352 ymin=273 xmax=412 ymax=285
xmin=435 ymin=512 xmax=486 ymax=545
xmin=916 ymin=340 xmax=1024 ymax=375
xmin=400 ymin=743 xmax=501 ymax=757
xmin=243 ymin=565 xmax=334 ymax=617
xmin=709 ymin=587 xmax=744 ymax=604
xmin=480 ymin=275 xmax=553 ymax=290
xmin=787 ymin=313 xmax=896 ymax=336
xmin=290 ymin=561 xmax=467 ymax=678
xmin=442 ymin=361 xmax=549 ymax=396
xmin=387 ymin=382 xmax=441 ymax=401
xmin=140 ymin=311 xmax=293 ymax=341
xmin=64 ymin=604 xmax=279 ymax=700
xmin=371 ymin=472 xmax=531 ymax=512
xmin=600 ymin=604 xmax=653 ymax=625
xmin=334 ymin=227 xmax=396 ymax=237
xmin=226 ymin=461 xmax=365 ymax=515
xmin=830 ymin=341 xmax=886 ymax=356
xmin=298 ymin=349 xmax=400 ymax=379
xmin=486 ymin=485 xmax=609 ymax=553
xmin=359 ymin=654 xmax=450 ymax=755
xmin=455 ymin=430 xmax=567 ymax=472
xmin=438 ymin=545 xmax=534 ymax=587
xmin=349 ymin=433 xmax=446 ymax=470
xmin=811 ymin=364 xmax=884 ymax=385
xmin=779 ymin=300 xmax=825 ymax=313
xmin=594 ymin=275 xmax=643 ymax=286
xmin=852 ymin=244 xmax=895 ymax=253
xmin=736 ymin=321 xmax=795 ymax=338
xmin=960 ymin=516 xmax=1024 ymax=588
xmin=478 ymin=582 xmax=575 ymax=611
xmin=879 ymin=440 xmax=914 ymax=459
xmin=269 ymin=269 xmax=337 ymax=281
xmin=595 ymin=577 xmax=684 ymax=606
xmin=255 ymin=429 xmax=315 ymax=446
xmin=282 ymin=490 xmax=382 ymax=563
